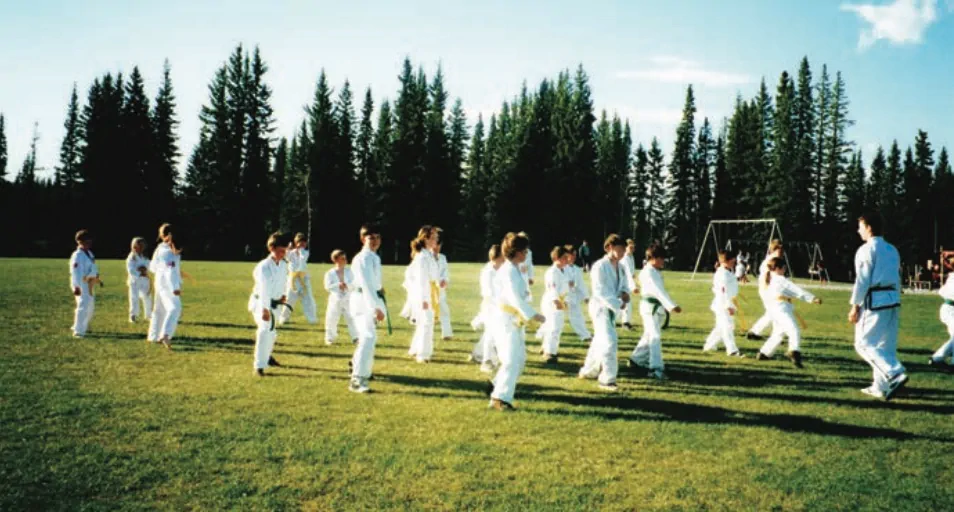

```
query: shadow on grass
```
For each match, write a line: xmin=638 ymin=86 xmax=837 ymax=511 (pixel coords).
xmin=526 ymin=392 xmax=947 ymax=442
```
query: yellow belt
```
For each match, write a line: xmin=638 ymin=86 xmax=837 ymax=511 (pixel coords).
xmin=430 ymin=281 xmax=441 ymax=318
xmin=777 ymin=296 xmax=808 ymax=329
xmin=556 ymin=292 xmax=568 ymax=310
xmin=290 ymin=271 xmax=307 ymax=293
xmin=731 ymin=297 xmax=748 ymax=331
xmin=500 ymin=304 xmax=539 ymax=328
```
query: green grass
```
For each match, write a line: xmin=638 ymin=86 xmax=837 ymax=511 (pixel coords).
xmin=1 ymin=258 xmax=953 ymax=511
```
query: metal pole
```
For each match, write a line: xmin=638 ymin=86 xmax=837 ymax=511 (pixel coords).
xmin=691 ymin=222 xmax=714 ymax=280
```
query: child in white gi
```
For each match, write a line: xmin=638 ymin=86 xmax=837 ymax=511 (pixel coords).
xmin=350 ymin=224 xmax=387 ymax=393
xmin=408 ymin=226 xmax=441 ymax=363
xmin=70 ymin=229 xmax=100 ymax=338
xmin=126 ymin=237 xmax=152 ymax=323
xmin=747 ymin=240 xmax=784 ymax=341
xmin=250 ymin=233 xmax=289 ymax=376
xmin=279 ymin=232 xmax=317 ymax=325
xmin=755 ymin=257 xmax=821 ymax=368
xmin=399 ymin=264 xmax=415 ymax=323
xmin=629 ymin=244 xmax=682 ymax=380
xmin=323 ymin=249 xmax=357 ymax=345
xmin=538 ymin=246 xmax=571 ymax=363
xmin=579 ymin=235 xmax=632 ymax=391
xmin=517 ymin=231 xmax=535 ymax=298
xmin=564 ymin=246 xmax=592 ymax=342
xmin=703 ymin=251 xmax=744 ymax=357
xmin=147 ymin=223 xmax=183 ymax=350
xmin=434 ymin=237 xmax=453 ymax=340
xmin=488 ymin=232 xmax=544 ymax=411
xmin=470 ymin=244 xmax=504 ymax=373
xmin=620 ymin=240 xmax=638 ymax=330
xmin=929 ymin=272 xmax=954 ymax=368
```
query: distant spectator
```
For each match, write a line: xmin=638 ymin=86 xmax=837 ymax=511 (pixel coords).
xmin=578 ymin=240 xmax=591 ymax=272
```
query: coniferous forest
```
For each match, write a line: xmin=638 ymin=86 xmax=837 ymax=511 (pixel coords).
xmin=1 ymin=45 xmax=951 ymax=281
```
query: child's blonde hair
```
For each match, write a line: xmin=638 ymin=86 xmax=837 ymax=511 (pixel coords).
xmin=130 ymin=237 xmax=146 ymax=251
xmin=764 ymin=257 xmax=785 ymax=287
xmin=488 ymin=244 xmax=502 ymax=261
xmin=330 ymin=249 xmax=346 ymax=263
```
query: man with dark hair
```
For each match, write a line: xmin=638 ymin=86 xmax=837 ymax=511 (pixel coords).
xmin=349 ymin=223 xmax=386 ymax=393
xmin=850 ymin=212 xmax=907 ymax=400
xmin=578 ymin=240 xmax=591 ymax=272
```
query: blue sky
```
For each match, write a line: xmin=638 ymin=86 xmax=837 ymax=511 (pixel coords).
xmin=2 ymin=0 xmax=952 ymax=180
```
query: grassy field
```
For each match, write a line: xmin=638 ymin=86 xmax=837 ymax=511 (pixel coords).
xmin=1 ymin=257 xmax=953 ymax=511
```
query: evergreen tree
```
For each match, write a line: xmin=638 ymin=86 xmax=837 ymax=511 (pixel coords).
xmin=388 ymin=58 xmax=429 ymax=260
xmin=900 ymin=146 xmax=918 ymax=261
xmin=665 ymin=85 xmax=697 ymax=266
xmin=370 ymin=100 xmax=394 ymax=231
xmin=630 ymin=143 xmax=649 ymax=248
xmin=933 ymin=148 xmax=954 ymax=250
xmin=753 ymin=79 xmax=774 ymax=209
xmin=646 ymin=137 xmax=666 ymax=243
xmin=618 ymin=120 xmax=634 ymax=237
xmin=570 ymin=65 xmax=598 ymax=243
xmin=150 ymin=59 xmax=180 ymax=223
xmin=16 ymin=122 xmax=40 ymax=187
xmin=423 ymin=67 xmax=451 ymax=233
xmin=867 ymin=146 xmax=888 ymax=211
xmin=56 ymin=84 xmax=83 ymax=188
xmin=281 ymin=121 xmax=310 ymax=233
xmin=812 ymin=64 xmax=831 ymax=226
xmin=765 ymin=71 xmax=796 ymax=224
xmin=481 ymin=113 xmax=502 ymax=245
xmin=822 ymin=71 xmax=853 ymax=270
xmin=355 ymin=87 xmax=375 ymax=218
xmin=695 ymin=117 xmax=714 ymax=245
xmin=842 ymin=150 xmax=866 ymax=233
xmin=445 ymin=97 xmax=468 ymax=252
xmin=793 ymin=57 xmax=815 ymax=238
xmin=272 ymin=137 xmax=288 ymax=231
xmin=241 ymin=46 xmax=275 ymax=249
xmin=0 ymin=113 xmax=6 ymax=181
xmin=460 ymin=114 xmax=487 ymax=257
xmin=121 ymin=66 xmax=154 ymax=237
xmin=306 ymin=70 xmax=340 ymax=255
xmin=711 ymin=122 xmax=730 ymax=219
xmin=912 ymin=130 xmax=935 ymax=264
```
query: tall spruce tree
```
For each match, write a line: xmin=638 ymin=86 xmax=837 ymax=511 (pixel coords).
xmin=812 ymin=64 xmax=831 ymax=226
xmin=0 ymin=113 xmax=6 ymax=181
xmin=121 ymin=66 xmax=154 ymax=238
xmin=765 ymin=71 xmax=797 ymax=224
xmin=646 ymin=137 xmax=666 ymax=243
xmin=912 ymin=130 xmax=935 ymax=264
xmin=56 ymin=84 xmax=83 ymax=189
xmin=445 ymin=97 xmax=468 ymax=252
xmin=793 ymin=57 xmax=815 ymax=238
xmin=306 ymin=70 xmax=340 ymax=255
xmin=272 ymin=137 xmax=288 ymax=231
xmin=842 ymin=150 xmax=866 ymax=234
xmin=933 ymin=148 xmax=954 ymax=250
xmin=711 ymin=122 xmax=730 ymax=219
xmin=900 ymin=146 xmax=918 ymax=262
xmin=371 ymin=100 xmax=394 ymax=231
xmin=460 ymin=114 xmax=487 ymax=257
xmin=355 ymin=87 xmax=375 ymax=219
xmin=241 ymin=46 xmax=275 ymax=250
xmin=695 ymin=117 xmax=714 ymax=245
xmin=822 ymin=71 xmax=853 ymax=270
xmin=631 ymin=143 xmax=649 ymax=248
xmin=867 ymin=146 xmax=888 ymax=211
xmin=150 ymin=59 xmax=179 ymax=223
xmin=666 ymin=85 xmax=697 ymax=266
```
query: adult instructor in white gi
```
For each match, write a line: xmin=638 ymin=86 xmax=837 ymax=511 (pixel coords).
xmin=849 ymin=213 xmax=908 ymax=401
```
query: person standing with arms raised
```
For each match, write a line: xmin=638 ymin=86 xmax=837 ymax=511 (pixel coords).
xmin=849 ymin=213 xmax=908 ymax=401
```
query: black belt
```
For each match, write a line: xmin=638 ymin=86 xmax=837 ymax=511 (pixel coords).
xmin=865 ymin=285 xmax=899 ymax=311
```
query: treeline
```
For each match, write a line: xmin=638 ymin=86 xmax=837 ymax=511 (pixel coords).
xmin=1 ymin=46 xmax=951 ymax=279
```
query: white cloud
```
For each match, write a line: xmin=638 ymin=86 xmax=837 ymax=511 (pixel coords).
xmin=841 ymin=0 xmax=939 ymax=49
xmin=615 ymin=56 xmax=753 ymax=88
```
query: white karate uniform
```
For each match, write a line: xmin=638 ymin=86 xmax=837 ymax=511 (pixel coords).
xmin=579 ymin=255 xmax=628 ymax=385
xmin=323 ymin=267 xmax=357 ymax=343
xmin=350 ymin=245 xmax=385 ymax=381
xmin=126 ymin=252 xmax=152 ymax=321
xmin=538 ymin=264 xmax=570 ymax=356
xmin=490 ymin=260 xmax=537 ymax=405
xmin=519 ymin=249 xmax=535 ymax=300
xmin=631 ymin=266 xmax=678 ymax=371
xmin=279 ymin=247 xmax=317 ymax=325
xmin=759 ymin=275 xmax=815 ymax=357
xmin=408 ymin=251 xmax=440 ymax=361
xmin=735 ymin=253 xmax=747 ymax=279
xmin=147 ymin=242 xmax=183 ymax=342
xmin=932 ymin=274 xmax=954 ymax=363
xmin=704 ymin=267 xmax=741 ymax=355
xmin=470 ymin=262 xmax=500 ymax=365
xmin=69 ymin=248 xmax=98 ymax=336
xmin=249 ymin=256 xmax=288 ymax=370
xmin=399 ymin=265 xmax=414 ymax=320
xmin=437 ymin=253 xmax=453 ymax=338
xmin=566 ymin=264 xmax=592 ymax=340
xmin=620 ymin=253 xmax=638 ymax=325
xmin=851 ymin=237 xmax=905 ymax=393
xmin=750 ymin=257 xmax=775 ymax=335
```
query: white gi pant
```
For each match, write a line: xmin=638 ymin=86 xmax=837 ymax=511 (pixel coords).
xmin=490 ymin=314 xmax=526 ymax=404
xmin=325 ymin=294 xmax=356 ymax=343
xmin=252 ymin=305 xmax=278 ymax=370
xmin=280 ymin=276 xmax=317 ymax=324
xmin=148 ymin=287 xmax=182 ymax=341
xmin=580 ymin=308 xmax=619 ymax=385
xmin=439 ymin=289 xmax=453 ymax=338
xmin=932 ymin=304 xmax=954 ymax=362
xmin=632 ymin=301 xmax=666 ymax=370
xmin=409 ymin=305 xmax=436 ymax=361
xmin=470 ymin=301 xmax=498 ymax=364
xmin=621 ymin=300 xmax=635 ymax=325
xmin=854 ymin=307 xmax=905 ymax=393
xmin=704 ymin=307 xmax=739 ymax=354
xmin=538 ymin=302 xmax=565 ymax=356
xmin=750 ymin=295 xmax=773 ymax=335
xmin=567 ymin=299 xmax=591 ymax=340
xmin=351 ymin=312 xmax=378 ymax=379
xmin=72 ymin=288 xmax=95 ymax=336
xmin=760 ymin=308 xmax=800 ymax=356
xmin=128 ymin=277 xmax=152 ymax=320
